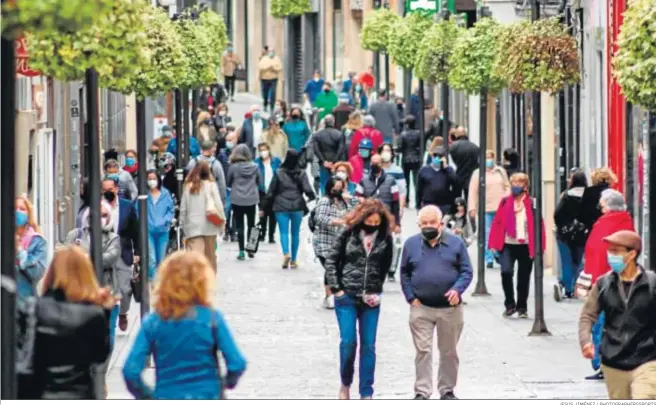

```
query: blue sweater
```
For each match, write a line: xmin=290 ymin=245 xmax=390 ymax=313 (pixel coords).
xmin=304 ymin=79 xmax=325 ymax=104
xmin=416 ymin=165 xmax=460 ymax=211
xmin=400 ymin=232 xmax=473 ymax=308
xmin=283 ymin=120 xmax=311 ymax=152
xmin=167 ymin=136 xmax=200 ymax=159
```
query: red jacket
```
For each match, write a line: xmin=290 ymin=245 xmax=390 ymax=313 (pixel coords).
xmin=348 ymin=127 xmax=384 ymax=159
xmin=488 ymin=195 xmax=546 ymax=259
xmin=349 ymin=155 xmax=365 ymax=184
xmin=359 ymin=72 xmax=375 ymax=90
xmin=583 ymin=211 xmax=635 ymax=284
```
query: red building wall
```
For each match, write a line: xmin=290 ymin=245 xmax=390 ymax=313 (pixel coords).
xmin=606 ymin=0 xmax=626 ymax=192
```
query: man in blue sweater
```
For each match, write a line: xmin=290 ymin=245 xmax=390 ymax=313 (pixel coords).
xmin=416 ymin=146 xmax=460 ymax=215
xmin=400 ymin=205 xmax=473 ymax=400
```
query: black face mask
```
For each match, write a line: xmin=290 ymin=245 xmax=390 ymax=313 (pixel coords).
xmin=361 ymin=223 xmax=378 ymax=234
xmin=371 ymin=165 xmax=382 ymax=175
xmin=421 ymin=227 xmax=439 ymax=241
xmin=330 ymin=189 xmax=342 ymax=197
xmin=291 ymin=115 xmax=300 ymax=120
xmin=324 ymin=89 xmax=330 ymax=93
xmin=103 ymin=190 xmax=116 ymax=202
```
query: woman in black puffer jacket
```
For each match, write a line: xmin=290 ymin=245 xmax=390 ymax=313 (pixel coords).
xmin=323 ymin=199 xmax=394 ymax=400
xmin=398 ymin=115 xmax=422 ymax=208
xmin=261 ymin=149 xmax=316 ymax=269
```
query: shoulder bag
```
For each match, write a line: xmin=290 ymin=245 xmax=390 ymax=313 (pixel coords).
xmin=205 ymin=183 xmax=225 ymax=227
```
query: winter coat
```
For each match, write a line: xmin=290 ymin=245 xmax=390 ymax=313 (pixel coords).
xmin=221 ymin=52 xmax=241 ymax=77
xmin=449 ymin=137 xmax=480 ymax=191
xmin=145 ymin=188 xmax=175 ymax=234
xmin=263 ymin=129 xmax=289 ymax=161
xmin=467 ymin=166 xmax=510 ymax=213
xmin=314 ymin=91 xmax=339 ymax=121
xmin=167 ymin=137 xmax=201 ymax=160
xmin=257 ymin=55 xmax=282 ymax=80
xmin=15 ymin=229 xmax=48 ymax=304
xmin=368 ymin=100 xmax=400 ymax=142
xmin=227 ymin=162 xmax=261 ymax=207
xmin=578 ymin=183 xmax=611 ymax=232
xmin=304 ymin=78 xmax=324 ymax=104
xmin=312 ymin=197 xmax=349 ymax=259
xmin=416 ymin=165 xmax=460 ymax=213
xmin=263 ymin=168 xmax=316 ymax=213
xmin=488 ymin=195 xmax=546 ymax=260
xmin=399 ymin=129 xmax=422 ymax=166
xmin=356 ymin=172 xmax=401 ymax=225
xmin=348 ymin=126 xmax=384 ymax=159
xmin=554 ymin=186 xmax=585 ymax=242
xmin=313 ymin=127 xmax=346 ymax=164
xmin=254 ymin=157 xmax=281 ymax=193
xmin=186 ymin=155 xmax=227 ymax=206
xmin=324 ymin=227 xmax=394 ymax=295
xmin=582 ymin=211 xmax=635 ymax=284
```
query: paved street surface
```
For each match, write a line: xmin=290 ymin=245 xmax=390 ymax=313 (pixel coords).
xmin=106 ymin=93 xmax=608 ymax=399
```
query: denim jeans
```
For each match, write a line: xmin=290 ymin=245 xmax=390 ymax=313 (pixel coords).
xmin=109 ymin=304 xmax=120 ymax=349
xmin=149 ymin=231 xmax=169 ymax=280
xmin=225 ymin=188 xmax=233 ymax=234
xmin=275 ymin=211 xmax=304 ymax=261
xmin=591 ymin=311 xmax=605 ymax=371
xmin=557 ymin=239 xmax=585 ymax=295
xmin=484 ymin=212 xmax=495 ymax=264
xmin=319 ymin=166 xmax=332 ymax=196
xmin=334 ymin=294 xmax=380 ymax=398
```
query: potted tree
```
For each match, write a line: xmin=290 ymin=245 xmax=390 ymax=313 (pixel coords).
xmin=359 ymin=7 xmax=400 ymax=53
xmin=270 ymin=0 xmax=312 ymax=19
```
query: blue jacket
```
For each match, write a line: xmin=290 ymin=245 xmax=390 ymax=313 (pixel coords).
xmin=400 ymin=232 xmax=473 ymax=308
xmin=254 ymin=156 xmax=281 ymax=192
xmin=238 ymin=118 xmax=269 ymax=154
xmin=145 ymin=188 xmax=175 ymax=234
xmin=342 ymin=79 xmax=353 ymax=95
xmin=16 ymin=232 xmax=48 ymax=304
xmin=167 ymin=136 xmax=201 ymax=159
xmin=123 ymin=306 xmax=247 ymax=400
xmin=282 ymin=120 xmax=311 ymax=152
xmin=304 ymin=78 xmax=324 ymax=104
xmin=416 ymin=165 xmax=461 ymax=213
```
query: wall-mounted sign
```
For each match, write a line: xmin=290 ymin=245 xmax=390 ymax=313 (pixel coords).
xmin=15 ymin=35 xmax=40 ymax=77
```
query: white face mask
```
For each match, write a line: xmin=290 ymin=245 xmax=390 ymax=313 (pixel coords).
xmin=336 ymin=171 xmax=348 ymax=180
xmin=218 ymin=111 xmax=226 ymax=116
xmin=259 ymin=150 xmax=270 ymax=159
xmin=381 ymin=151 xmax=392 ymax=163
xmin=148 ymin=179 xmax=158 ymax=189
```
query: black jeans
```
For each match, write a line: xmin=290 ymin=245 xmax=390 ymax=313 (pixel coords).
xmin=232 ymin=204 xmax=256 ymax=252
xmin=259 ymin=208 xmax=277 ymax=241
xmin=261 ymin=79 xmax=277 ymax=109
xmin=500 ymin=244 xmax=534 ymax=312
xmin=224 ymin=75 xmax=236 ymax=98
xmin=318 ymin=256 xmax=328 ymax=286
xmin=402 ymin=162 xmax=421 ymax=206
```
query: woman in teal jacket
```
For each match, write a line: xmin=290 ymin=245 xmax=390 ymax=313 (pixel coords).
xmin=282 ymin=107 xmax=311 ymax=152
xmin=15 ymin=195 xmax=48 ymax=305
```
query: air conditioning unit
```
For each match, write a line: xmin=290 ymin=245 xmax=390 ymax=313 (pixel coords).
xmin=351 ymin=0 xmax=364 ymax=11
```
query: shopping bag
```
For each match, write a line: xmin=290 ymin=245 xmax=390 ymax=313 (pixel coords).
xmin=245 ymin=222 xmax=262 ymax=254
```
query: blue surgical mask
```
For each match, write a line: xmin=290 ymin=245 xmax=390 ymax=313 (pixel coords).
xmin=125 ymin=157 xmax=136 ymax=167
xmin=359 ymin=149 xmax=371 ymax=159
xmin=253 ymin=112 xmax=261 ymax=120
xmin=268 ymin=52 xmax=274 ymax=58
xmin=511 ymin=186 xmax=525 ymax=196
xmin=432 ymin=157 xmax=442 ymax=167
xmin=108 ymin=173 xmax=120 ymax=181
xmin=486 ymin=159 xmax=494 ymax=168
xmin=15 ymin=210 xmax=28 ymax=227
xmin=226 ymin=141 xmax=234 ymax=150
xmin=356 ymin=85 xmax=362 ymax=91
xmin=227 ymin=47 xmax=233 ymax=52
xmin=607 ymin=253 xmax=627 ymax=273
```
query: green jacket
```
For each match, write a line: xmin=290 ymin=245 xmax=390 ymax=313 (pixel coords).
xmin=314 ymin=90 xmax=338 ymax=121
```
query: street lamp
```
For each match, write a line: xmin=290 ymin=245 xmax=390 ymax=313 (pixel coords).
xmin=440 ymin=0 xmax=451 ymax=163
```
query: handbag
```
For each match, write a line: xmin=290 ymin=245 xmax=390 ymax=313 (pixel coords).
xmin=245 ymin=221 xmax=262 ymax=254
xmin=233 ymin=66 xmax=247 ymax=81
xmin=211 ymin=312 xmax=227 ymax=400
xmin=205 ymin=184 xmax=225 ymax=227
xmin=131 ymin=264 xmax=142 ymax=304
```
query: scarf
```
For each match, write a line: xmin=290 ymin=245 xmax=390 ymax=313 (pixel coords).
xmin=124 ymin=163 xmax=139 ymax=175
xmin=20 ymin=226 xmax=37 ymax=251
xmin=501 ymin=196 xmax=532 ymax=241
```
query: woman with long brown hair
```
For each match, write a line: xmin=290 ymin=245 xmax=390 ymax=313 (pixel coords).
xmin=323 ymin=199 xmax=394 ymax=399
xmin=180 ymin=160 xmax=224 ymax=271
xmin=18 ymin=246 xmax=116 ymax=399
xmin=15 ymin=195 xmax=48 ymax=304
xmin=122 ymin=251 xmax=247 ymax=399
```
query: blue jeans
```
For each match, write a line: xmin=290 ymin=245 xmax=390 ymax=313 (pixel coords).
xmin=275 ymin=211 xmax=303 ymax=261
xmin=557 ymin=239 xmax=585 ymax=295
xmin=591 ymin=311 xmax=605 ymax=371
xmin=149 ymin=231 xmax=169 ymax=280
xmin=319 ymin=166 xmax=332 ymax=196
xmin=109 ymin=304 xmax=120 ymax=349
xmin=225 ymin=188 xmax=232 ymax=233
xmin=334 ymin=294 xmax=380 ymax=398
xmin=484 ymin=212 xmax=495 ymax=264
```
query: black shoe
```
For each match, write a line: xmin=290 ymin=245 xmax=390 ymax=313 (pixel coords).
xmin=268 ymin=238 xmax=276 ymax=244
xmin=585 ymin=370 xmax=604 ymax=380
xmin=440 ymin=392 xmax=458 ymax=400
xmin=503 ymin=308 xmax=517 ymax=318
xmin=387 ymin=274 xmax=396 ymax=282
xmin=247 ymin=252 xmax=255 ymax=258
xmin=517 ymin=311 xmax=529 ymax=319
xmin=413 ymin=394 xmax=428 ymax=400
xmin=486 ymin=262 xmax=493 ymax=269
xmin=258 ymin=237 xmax=265 ymax=242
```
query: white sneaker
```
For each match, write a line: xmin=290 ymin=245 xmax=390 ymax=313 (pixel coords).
xmin=323 ymin=295 xmax=335 ymax=309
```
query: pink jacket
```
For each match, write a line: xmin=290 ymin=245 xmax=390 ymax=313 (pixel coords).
xmin=467 ymin=166 xmax=510 ymax=213
xmin=488 ymin=195 xmax=546 ymax=259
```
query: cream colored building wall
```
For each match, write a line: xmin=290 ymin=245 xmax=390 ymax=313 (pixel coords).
xmin=541 ymin=93 xmax=555 ymax=268
xmin=125 ymin=94 xmax=137 ymax=151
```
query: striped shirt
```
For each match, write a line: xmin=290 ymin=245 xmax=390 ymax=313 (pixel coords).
xmin=383 ymin=163 xmax=407 ymax=198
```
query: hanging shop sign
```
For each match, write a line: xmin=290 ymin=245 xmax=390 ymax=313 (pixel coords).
xmin=16 ymin=35 xmax=41 ymax=77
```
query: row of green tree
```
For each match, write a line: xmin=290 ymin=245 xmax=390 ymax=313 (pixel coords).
xmin=361 ymin=1 xmax=655 ymax=112
xmin=2 ymin=0 xmax=228 ymax=100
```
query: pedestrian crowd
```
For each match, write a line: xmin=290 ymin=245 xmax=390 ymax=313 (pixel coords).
xmin=11 ymin=49 xmax=656 ymax=400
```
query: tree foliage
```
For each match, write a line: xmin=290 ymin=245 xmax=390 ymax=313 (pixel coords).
xmin=388 ymin=13 xmax=434 ymax=70
xmin=176 ymin=12 xmax=216 ymax=89
xmin=199 ymin=10 xmax=228 ymax=76
xmin=360 ymin=8 xmax=401 ymax=53
xmin=415 ymin=17 xmax=463 ymax=83
xmin=494 ymin=17 xmax=580 ymax=94
xmin=270 ymin=0 xmax=312 ymax=19
xmin=448 ymin=17 xmax=505 ymax=95
xmin=1 ymin=0 xmax=113 ymax=39
xmin=28 ymin=0 xmax=149 ymax=87
xmin=613 ymin=0 xmax=656 ymax=112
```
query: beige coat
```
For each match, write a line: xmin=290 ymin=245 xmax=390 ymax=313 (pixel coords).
xmin=468 ymin=166 xmax=510 ymax=213
xmin=258 ymin=55 xmax=282 ymax=80
xmin=221 ymin=52 xmax=241 ymax=77
xmin=264 ymin=129 xmax=289 ymax=161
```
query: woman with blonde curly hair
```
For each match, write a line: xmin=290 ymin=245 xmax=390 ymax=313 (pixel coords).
xmin=18 ymin=246 xmax=115 ymax=399
xmin=123 ymin=251 xmax=247 ymax=400
xmin=323 ymin=199 xmax=394 ymax=399
xmin=579 ymin=167 xmax=617 ymax=232
xmin=15 ymin=195 xmax=48 ymax=304
xmin=342 ymin=111 xmax=363 ymax=148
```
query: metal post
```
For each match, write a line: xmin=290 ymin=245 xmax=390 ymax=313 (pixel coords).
xmin=1 ymin=21 xmax=17 ymax=399
xmin=648 ymin=113 xmax=655 ymax=271
xmin=191 ymin=89 xmax=199 ymax=139
xmin=441 ymin=82 xmax=450 ymax=162
xmin=174 ymin=89 xmax=184 ymax=199
xmin=86 ymin=69 xmax=104 ymax=282
xmin=495 ymin=97 xmax=502 ymax=159
xmin=418 ymin=80 xmax=426 ymax=156
xmin=136 ymin=100 xmax=150 ymax=316
xmin=374 ymin=52 xmax=380 ymax=91
xmin=529 ymin=0 xmax=550 ymax=336
xmin=182 ymin=89 xmax=190 ymax=166
xmin=226 ymin=0 xmax=232 ymax=40
xmin=511 ymin=94 xmax=517 ymax=149
xmin=558 ymin=88 xmax=567 ymax=191
xmin=473 ymin=89 xmax=490 ymax=296
xmin=520 ymin=93 xmax=527 ymax=170
xmin=384 ymin=54 xmax=390 ymax=94
xmin=244 ymin=0 xmax=249 ymax=92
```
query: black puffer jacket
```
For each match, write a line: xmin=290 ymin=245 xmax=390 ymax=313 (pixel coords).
xmin=18 ymin=289 xmax=110 ymax=399
xmin=578 ymin=183 xmax=610 ymax=232
xmin=449 ymin=137 xmax=480 ymax=189
xmin=325 ymin=227 xmax=394 ymax=295
xmin=263 ymin=168 xmax=316 ymax=213
xmin=399 ymin=129 xmax=422 ymax=165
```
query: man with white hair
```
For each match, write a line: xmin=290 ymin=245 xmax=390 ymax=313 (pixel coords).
xmin=400 ymin=205 xmax=473 ymax=400
xmin=348 ymin=114 xmax=383 ymax=159
xmin=238 ymin=104 xmax=268 ymax=156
